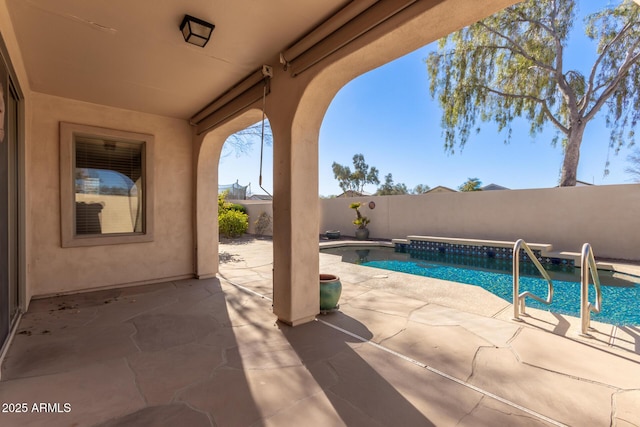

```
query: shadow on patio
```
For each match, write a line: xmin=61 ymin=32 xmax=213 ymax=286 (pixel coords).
xmin=0 ymin=274 xmax=440 ymax=426
xmin=0 ymin=278 xmax=263 ymax=426
xmin=3 ymin=236 xmax=640 ymax=426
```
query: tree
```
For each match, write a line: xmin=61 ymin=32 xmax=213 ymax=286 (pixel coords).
xmin=411 ymin=184 xmax=431 ymax=194
xmin=375 ymin=173 xmax=409 ymax=195
xmin=223 ymin=121 xmax=272 ymax=158
xmin=426 ymin=0 xmax=640 ymax=186
xmin=332 ymin=154 xmax=380 ymax=195
xmin=459 ymin=178 xmax=482 ymax=192
xmin=626 ymin=148 xmax=640 ymax=182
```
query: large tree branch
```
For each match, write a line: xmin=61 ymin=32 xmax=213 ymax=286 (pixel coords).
xmin=584 ymin=47 xmax=640 ymax=123
xmin=477 ymin=22 xmax=555 ymax=73
xmin=581 ymin=21 xmax=638 ymax=115
xmin=482 ymin=86 xmax=569 ymax=133
xmin=513 ymin=12 xmax=555 ymax=36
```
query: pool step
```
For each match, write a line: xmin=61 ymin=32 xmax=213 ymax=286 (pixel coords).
xmin=543 ymin=250 xmax=581 ymax=265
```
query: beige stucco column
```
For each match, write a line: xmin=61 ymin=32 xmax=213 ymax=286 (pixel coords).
xmin=193 ymin=63 xmax=327 ymax=326
xmin=194 ymin=132 xmax=220 ymax=279
xmin=192 ymin=72 xmax=323 ymax=325
xmin=269 ymin=72 xmax=322 ymax=326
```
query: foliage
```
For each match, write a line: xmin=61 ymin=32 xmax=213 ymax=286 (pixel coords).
xmin=375 ymin=173 xmax=409 ymax=195
xmin=411 ymin=184 xmax=431 ymax=194
xmin=426 ymin=0 xmax=640 ymax=186
xmin=459 ymin=178 xmax=483 ymax=192
xmin=626 ymin=148 xmax=640 ymax=182
xmin=218 ymin=209 xmax=249 ymax=238
xmin=217 ymin=190 xmax=248 ymax=238
xmin=254 ymin=211 xmax=272 ymax=236
xmin=218 ymin=190 xmax=229 ymax=211
xmin=227 ymin=203 xmax=247 ymax=214
xmin=332 ymin=154 xmax=380 ymax=195
xmin=349 ymin=202 xmax=370 ymax=229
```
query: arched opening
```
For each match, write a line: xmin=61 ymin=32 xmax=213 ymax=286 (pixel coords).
xmin=195 ymin=110 xmax=266 ymax=279
xmin=218 ymin=119 xmax=274 ymax=242
xmin=218 ymin=119 xmax=273 ymax=202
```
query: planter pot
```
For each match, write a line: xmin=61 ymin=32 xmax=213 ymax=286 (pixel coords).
xmin=325 ymin=230 xmax=341 ymax=240
xmin=354 ymin=228 xmax=369 ymax=240
xmin=319 ymin=274 xmax=342 ymax=312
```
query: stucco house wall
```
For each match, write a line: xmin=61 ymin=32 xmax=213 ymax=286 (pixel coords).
xmin=28 ymin=93 xmax=194 ymax=297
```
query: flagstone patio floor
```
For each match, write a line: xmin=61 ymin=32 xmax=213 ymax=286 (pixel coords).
xmin=1 ymin=236 xmax=639 ymax=426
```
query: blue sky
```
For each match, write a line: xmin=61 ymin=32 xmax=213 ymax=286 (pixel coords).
xmin=219 ymin=2 xmax=637 ymax=197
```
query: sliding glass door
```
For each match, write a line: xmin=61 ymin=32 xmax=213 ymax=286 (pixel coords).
xmin=0 ymin=47 xmax=20 ymax=350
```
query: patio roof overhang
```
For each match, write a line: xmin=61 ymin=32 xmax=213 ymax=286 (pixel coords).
xmin=5 ymin=0 xmax=352 ymax=119
xmin=5 ymin=0 xmax=518 ymax=124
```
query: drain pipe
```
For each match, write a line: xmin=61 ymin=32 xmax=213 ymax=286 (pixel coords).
xmin=258 ymin=67 xmax=272 ymax=197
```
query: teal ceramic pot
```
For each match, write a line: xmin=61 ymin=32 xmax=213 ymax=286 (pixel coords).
xmin=319 ymin=274 xmax=342 ymax=311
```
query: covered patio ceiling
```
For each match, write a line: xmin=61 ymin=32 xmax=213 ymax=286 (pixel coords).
xmin=6 ymin=0 xmax=351 ymax=119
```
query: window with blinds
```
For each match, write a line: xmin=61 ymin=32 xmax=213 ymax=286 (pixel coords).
xmin=75 ymin=137 xmax=144 ymax=235
xmin=60 ymin=122 xmax=154 ymax=247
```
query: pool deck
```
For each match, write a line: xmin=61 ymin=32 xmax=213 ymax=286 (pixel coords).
xmin=1 ymin=236 xmax=639 ymax=426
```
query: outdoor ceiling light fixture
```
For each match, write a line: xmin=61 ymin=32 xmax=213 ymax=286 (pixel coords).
xmin=180 ymin=15 xmax=214 ymax=47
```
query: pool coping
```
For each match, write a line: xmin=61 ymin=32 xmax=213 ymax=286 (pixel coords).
xmin=320 ymin=238 xmax=640 ymax=278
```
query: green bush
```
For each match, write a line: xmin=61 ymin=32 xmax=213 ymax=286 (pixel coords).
xmin=218 ymin=190 xmax=230 ymax=211
xmin=218 ymin=209 xmax=248 ymax=238
xmin=227 ymin=203 xmax=247 ymax=214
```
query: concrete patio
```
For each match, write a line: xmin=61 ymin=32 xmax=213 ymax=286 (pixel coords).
xmin=1 ymin=236 xmax=639 ymax=426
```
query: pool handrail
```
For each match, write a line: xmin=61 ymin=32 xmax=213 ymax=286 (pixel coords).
xmin=512 ymin=239 xmax=554 ymax=321
xmin=580 ymin=243 xmax=602 ymax=337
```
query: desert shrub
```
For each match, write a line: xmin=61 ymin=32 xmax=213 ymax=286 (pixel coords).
xmin=218 ymin=191 xmax=246 ymax=214
xmin=254 ymin=211 xmax=272 ymax=236
xmin=218 ymin=209 xmax=248 ymax=238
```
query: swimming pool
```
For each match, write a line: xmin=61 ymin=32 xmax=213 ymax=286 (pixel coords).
xmin=320 ymin=246 xmax=640 ymax=326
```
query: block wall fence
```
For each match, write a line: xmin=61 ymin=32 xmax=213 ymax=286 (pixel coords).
xmin=235 ymin=184 xmax=640 ymax=261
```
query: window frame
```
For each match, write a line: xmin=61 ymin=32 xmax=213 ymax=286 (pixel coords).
xmin=60 ymin=122 xmax=154 ymax=247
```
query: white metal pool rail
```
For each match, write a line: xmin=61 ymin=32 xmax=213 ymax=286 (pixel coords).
xmin=580 ymin=243 xmax=603 ymax=337
xmin=512 ymin=239 xmax=604 ymax=336
xmin=512 ymin=239 xmax=555 ymax=321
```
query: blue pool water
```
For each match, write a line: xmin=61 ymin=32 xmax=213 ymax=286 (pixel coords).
xmin=321 ymin=246 xmax=640 ymax=326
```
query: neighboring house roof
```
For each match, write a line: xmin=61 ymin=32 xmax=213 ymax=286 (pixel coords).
xmin=423 ymin=186 xmax=457 ymax=194
xmin=249 ymin=194 xmax=273 ymax=201
xmin=555 ymin=180 xmax=594 ymax=187
xmin=480 ymin=183 xmax=510 ymax=191
xmin=336 ymin=190 xmax=371 ymax=198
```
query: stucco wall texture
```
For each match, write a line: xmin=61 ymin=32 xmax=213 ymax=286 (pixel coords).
xmin=29 ymin=93 xmax=194 ymax=297
xmin=323 ymin=185 xmax=640 ymax=260
xmin=242 ymin=184 xmax=640 ymax=261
